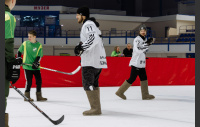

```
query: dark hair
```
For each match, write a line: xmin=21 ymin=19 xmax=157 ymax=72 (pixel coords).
xmin=28 ymin=30 xmax=37 ymax=36
xmin=77 ymin=7 xmax=90 ymax=18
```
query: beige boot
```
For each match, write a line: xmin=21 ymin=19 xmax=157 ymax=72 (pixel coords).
xmin=115 ymin=80 xmax=132 ymax=100
xmin=36 ymin=92 xmax=47 ymax=101
xmin=24 ymin=92 xmax=34 ymax=101
xmin=83 ymin=88 xmax=101 ymax=116
xmin=141 ymin=80 xmax=155 ymax=100
xmin=5 ymin=113 xmax=9 ymax=127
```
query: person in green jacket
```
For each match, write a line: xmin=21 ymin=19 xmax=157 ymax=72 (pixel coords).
xmin=111 ymin=46 xmax=124 ymax=57
xmin=5 ymin=0 xmax=22 ymax=127
xmin=18 ymin=30 xmax=47 ymax=102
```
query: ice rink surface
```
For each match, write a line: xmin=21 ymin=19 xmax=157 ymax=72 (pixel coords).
xmin=7 ymin=86 xmax=195 ymax=127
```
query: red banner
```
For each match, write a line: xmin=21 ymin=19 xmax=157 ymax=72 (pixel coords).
xmin=14 ymin=56 xmax=195 ymax=88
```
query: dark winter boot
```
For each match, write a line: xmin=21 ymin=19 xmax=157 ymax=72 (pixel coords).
xmin=83 ymin=88 xmax=101 ymax=116
xmin=24 ymin=92 xmax=34 ymax=101
xmin=36 ymin=92 xmax=47 ymax=101
xmin=141 ymin=80 xmax=155 ymax=100
xmin=115 ymin=80 xmax=132 ymax=100
xmin=5 ymin=113 xmax=9 ymax=127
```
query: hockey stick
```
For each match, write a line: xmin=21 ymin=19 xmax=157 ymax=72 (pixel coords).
xmin=10 ymin=83 xmax=64 ymax=125
xmin=22 ymin=63 xmax=81 ymax=75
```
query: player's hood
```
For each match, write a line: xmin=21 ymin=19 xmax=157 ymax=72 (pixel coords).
xmin=83 ymin=17 xmax=100 ymax=27
xmin=139 ymin=34 xmax=146 ymax=41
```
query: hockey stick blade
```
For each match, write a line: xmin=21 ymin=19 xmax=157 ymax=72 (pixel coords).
xmin=42 ymin=112 xmax=64 ymax=125
xmin=71 ymin=66 xmax=81 ymax=75
xmin=49 ymin=115 xmax=64 ymax=125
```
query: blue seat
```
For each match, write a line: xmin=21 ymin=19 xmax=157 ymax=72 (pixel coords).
xmin=184 ymin=34 xmax=188 ymax=37
xmin=192 ymin=38 xmax=195 ymax=42
xmin=180 ymin=38 xmax=184 ymax=42
xmin=191 ymin=34 xmax=195 ymax=37
xmin=182 ymin=38 xmax=185 ymax=42
xmin=184 ymin=38 xmax=189 ymax=42
xmin=180 ymin=34 xmax=184 ymax=37
xmin=176 ymin=38 xmax=181 ymax=42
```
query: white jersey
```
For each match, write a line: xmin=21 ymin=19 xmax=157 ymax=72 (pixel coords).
xmin=129 ymin=35 xmax=149 ymax=68
xmin=80 ymin=20 xmax=107 ymax=69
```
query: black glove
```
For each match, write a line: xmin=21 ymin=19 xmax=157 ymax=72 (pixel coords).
xmin=6 ymin=59 xmax=21 ymax=84
xmin=16 ymin=57 xmax=22 ymax=65
xmin=145 ymin=37 xmax=154 ymax=45
xmin=74 ymin=42 xmax=84 ymax=56
xmin=32 ymin=62 xmax=40 ymax=69
xmin=32 ymin=56 xmax=41 ymax=69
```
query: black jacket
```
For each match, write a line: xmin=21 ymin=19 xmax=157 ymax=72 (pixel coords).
xmin=123 ymin=48 xmax=133 ymax=57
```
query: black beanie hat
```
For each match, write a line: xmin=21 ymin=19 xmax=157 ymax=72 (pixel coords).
xmin=77 ymin=7 xmax=90 ymax=18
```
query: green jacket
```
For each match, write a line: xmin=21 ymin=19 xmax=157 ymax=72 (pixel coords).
xmin=5 ymin=5 xmax=16 ymax=63
xmin=111 ymin=51 xmax=121 ymax=57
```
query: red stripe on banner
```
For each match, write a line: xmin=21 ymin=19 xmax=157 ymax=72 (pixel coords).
xmin=14 ymin=56 xmax=195 ymax=88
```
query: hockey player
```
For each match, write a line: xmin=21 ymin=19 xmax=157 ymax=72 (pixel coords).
xmin=74 ymin=7 xmax=107 ymax=115
xmin=5 ymin=0 xmax=22 ymax=126
xmin=17 ymin=30 xmax=47 ymax=102
xmin=115 ymin=24 xmax=155 ymax=100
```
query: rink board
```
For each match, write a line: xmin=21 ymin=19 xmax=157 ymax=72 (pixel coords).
xmin=14 ymin=56 xmax=195 ymax=88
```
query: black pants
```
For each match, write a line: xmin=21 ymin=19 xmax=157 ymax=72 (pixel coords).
xmin=24 ymin=69 xmax=42 ymax=92
xmin=127 ymin=66 xmax=147 ymax=84
xmin=82 ymin=66 xmax=102 ymax=91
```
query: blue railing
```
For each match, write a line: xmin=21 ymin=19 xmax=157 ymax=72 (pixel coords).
xmin=15 ymin=29 xmax=157 ymax=38
xmin=14 ymin=32 xmax=195 ymax=51
xmin=14 ymin=29 xmax=195 ymax=48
